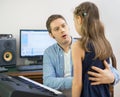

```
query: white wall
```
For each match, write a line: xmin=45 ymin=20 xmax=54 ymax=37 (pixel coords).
xmin=0 ymin=0 xmax=120 ymax=96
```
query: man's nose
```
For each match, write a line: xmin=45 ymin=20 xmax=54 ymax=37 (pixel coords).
xmin=60 ymin=27 xmax=65 ymax=33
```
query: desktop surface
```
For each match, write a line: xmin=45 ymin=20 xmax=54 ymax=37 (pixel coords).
xmin=4 ymin=66 xmax=43 ymax=83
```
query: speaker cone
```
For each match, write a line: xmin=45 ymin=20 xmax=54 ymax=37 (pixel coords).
xmin=3 ymin=51 xmax=13 ymax=62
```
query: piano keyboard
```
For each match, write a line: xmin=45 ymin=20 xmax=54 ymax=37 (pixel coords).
xmin=0 ymin=73 xmax=66 ymax=97
xmin=19 ymin=76 xmax=62 ymax=94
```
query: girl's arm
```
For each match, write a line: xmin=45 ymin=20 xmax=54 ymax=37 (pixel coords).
xmin=72 ymin=41 xmax=84 ymax=97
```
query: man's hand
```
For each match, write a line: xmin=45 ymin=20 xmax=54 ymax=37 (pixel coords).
xmin=88 ymin=60 xmax=115 ymax=85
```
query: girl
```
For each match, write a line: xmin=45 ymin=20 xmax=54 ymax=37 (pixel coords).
xmin=72 ymin=1 xmax=116 ymax=97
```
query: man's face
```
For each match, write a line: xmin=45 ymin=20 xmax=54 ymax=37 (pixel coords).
xmin=50 ymin=18 xmax=71 ymax=46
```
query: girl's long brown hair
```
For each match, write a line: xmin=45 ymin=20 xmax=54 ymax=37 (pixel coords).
xmin=74 ymin=2 xmax=116 ymax=68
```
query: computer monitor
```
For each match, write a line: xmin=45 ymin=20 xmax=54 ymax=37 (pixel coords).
xmin=20 ymin=29 xmax=56 ymax=63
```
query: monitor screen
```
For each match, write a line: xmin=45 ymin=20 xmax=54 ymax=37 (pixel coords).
xmin=20 ymin=29 xmax=56 ymax=59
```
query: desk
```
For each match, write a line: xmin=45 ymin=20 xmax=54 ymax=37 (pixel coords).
xmin=5 ymin=67 xmax=43 ymax=83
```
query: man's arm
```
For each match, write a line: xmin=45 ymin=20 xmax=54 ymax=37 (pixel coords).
xmin=43 ymin=49 xmax=72 ymax=90
xmin=88 ymin=60 xmax=120 ymax=85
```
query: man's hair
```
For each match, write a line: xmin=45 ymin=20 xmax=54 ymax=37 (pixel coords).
xmin=46 ymin=14 xmax=67 ymax=33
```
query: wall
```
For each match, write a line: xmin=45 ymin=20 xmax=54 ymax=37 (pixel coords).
xmin=0 ymin=0 xmax=120 ymax=96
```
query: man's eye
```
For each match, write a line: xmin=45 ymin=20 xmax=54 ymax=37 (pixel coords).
xmin=54 ymin=28 xmax=59 ymax=31
xmin=62 ymin=24 xmax=66 ymax=28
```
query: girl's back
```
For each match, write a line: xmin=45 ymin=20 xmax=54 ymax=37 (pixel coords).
xmin=81 ymin=43 xmax=110 ymax=97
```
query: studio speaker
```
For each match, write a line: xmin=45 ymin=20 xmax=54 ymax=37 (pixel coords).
xmin=0 ymin=38 xmax=16 ymax=67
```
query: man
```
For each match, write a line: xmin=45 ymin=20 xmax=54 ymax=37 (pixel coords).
xmin=43 ymin=14 xmax=120 ymax=97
